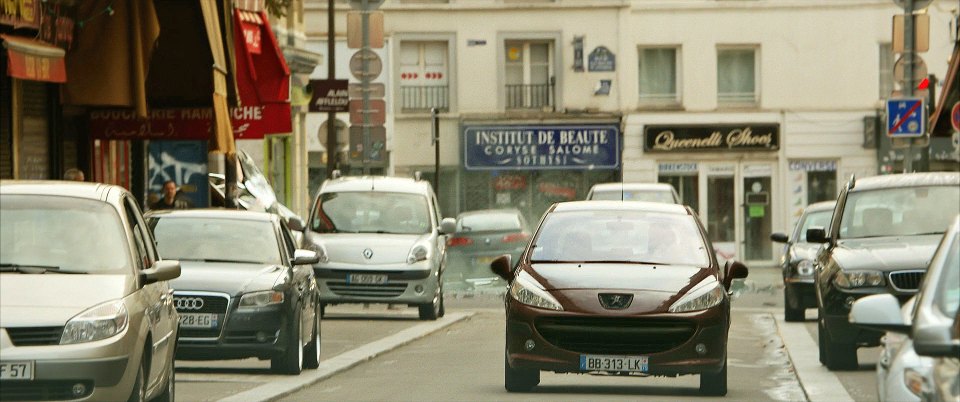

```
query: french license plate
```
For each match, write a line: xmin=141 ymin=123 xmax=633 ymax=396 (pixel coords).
xmin=0 ymin=361 xmax=34 ymax=380
xmin=580 ymin=355 xmax=649 ymax=372
xmin=179 ymin=313 xmax=218 ymax=329
xmin=348 ymin=273 xmax=388 ymax=285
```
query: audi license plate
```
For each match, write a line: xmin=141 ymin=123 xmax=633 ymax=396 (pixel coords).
xmin=347 ymin=273 xmax=387 ymax=285
xmin=179 ymin=313 xmax=218 ymax=329
xmin=0 ymin=361 xmax=34 ymax=380
xmin=579 ymin=355 xmax=649 ymax=373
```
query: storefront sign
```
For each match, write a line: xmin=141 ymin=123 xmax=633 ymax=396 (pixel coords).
xmin=463 ymin=124 xmax=620 ymax=170
xmin=789 ymin=160 xmax=837 ymax=171
xmin=1 ymin=0 xmax=39 ymax=29
xmin=309 ymin=79 xmax=349 ymax=112
xmin=89 ymin=104 xmax=292 ymax=140
xmin=644 ymin=124 xmax=779 ymax=152
xmin=658 ymin=162 xmax=698 ymax=174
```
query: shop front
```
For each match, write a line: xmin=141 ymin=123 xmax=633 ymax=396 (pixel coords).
xmin=644 ymin=123 xmax=780 ymax=265
xmin=460 ymin=121 xmax=621 ymax=224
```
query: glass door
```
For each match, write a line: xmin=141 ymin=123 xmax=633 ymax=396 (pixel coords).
xmin=701 ymin=164 xmax=737 ymax=263
xmin=742 ymin=164 xmax=774 ymax=263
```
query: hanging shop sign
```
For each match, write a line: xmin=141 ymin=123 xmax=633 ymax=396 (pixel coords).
xmin=1 ymin=0 xmax=40 ymax=29
xmin=643 ymin=124 xmax=780 ymax=153
xmin=463 ymin=124 xmax=620 ymax=170
xmin=89 ymin=104 xmax=292 ymax=141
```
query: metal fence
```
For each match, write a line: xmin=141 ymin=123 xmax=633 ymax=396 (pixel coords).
xmin=400 ymin=85 xmax=449 ymax=112
xmin=506 ymin=82 xmax=554 ymax=110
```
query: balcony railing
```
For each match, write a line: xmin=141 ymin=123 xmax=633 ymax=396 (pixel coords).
xmin=506 ymin=82 xmax=555 ymax=110
xmin=400 ymin=85 xmax=449 ymax=112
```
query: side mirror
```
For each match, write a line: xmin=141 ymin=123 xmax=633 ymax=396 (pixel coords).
xmin=722 ymin=260 xmax=748 ymax=290
xmin=287 ymin=216 xmax=305 ymax=232
xmin=770 ymin=232 xmax=789 ymax=243
xmin=292 ymin=249 xmax=320 ymax=266
xmin=490 ymin=254 xmax=514 ymax=281
xmin=849 ymin=293 xmax=909 ymax=333
xmin=806 ymin=228 xmax=828 ymax=244
xmin=913 ymin=323 xmax=960 ymax=357
xmin=439 ymin=217 xmax=457 ymax=235
xmin=142 ymin=260 xmax=181 ymax=285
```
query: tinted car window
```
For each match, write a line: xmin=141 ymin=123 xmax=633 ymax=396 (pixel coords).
xmin=798 ymin=210 xmax=832 ymax=242
xmin=311 ymin=191 xmax=431 ymax=235
xmin=838 ymin=186 xmax=959 ymax=239
xmin=0 ymin=195 xmax=131 ymax=273
xmin=151 ymin=217 xmax=282 ymax=264
xmin=590 ymin=189 xmax=675 ymax=203
xmin=458 ymin=212 xmax=522 ymax=232
xmin=530 ymin=210 xmax=709 ymax=266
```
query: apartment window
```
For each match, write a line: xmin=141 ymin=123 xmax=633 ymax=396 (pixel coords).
xmin=717 ymin=47 xmax=757 ymax=105
xmin=638 ymin=47 xmax=679 ymax=104
xmin=505 ymin=40 xmax=554 ymax=110
xmin=399 ymin=41 xmax=449 ymax=112
xmin=879 ymin=43 xmax=894 ymax=99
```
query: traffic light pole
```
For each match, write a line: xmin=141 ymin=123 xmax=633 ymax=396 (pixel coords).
xmin=903 ymin=0 xmax=915 ymax=173
xmin=326 ymin=0 xmax=338 ymax=178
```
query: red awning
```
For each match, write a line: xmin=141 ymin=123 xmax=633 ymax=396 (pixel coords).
xmin=2 ymin=34 xmax=66 ymax=83
xmin=233 ymin=9 xmax=290 ymax=107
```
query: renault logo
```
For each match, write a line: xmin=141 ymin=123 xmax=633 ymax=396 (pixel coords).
xmin=174 ymin=297 xmax=205 ymax=311
xmin=598 ymin=293 xmax=633 ymax=310
xmin=362 ymin=248 xmax=374 ymax=259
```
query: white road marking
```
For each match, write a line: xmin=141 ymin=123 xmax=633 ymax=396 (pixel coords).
xmin=774 ymin=313 xmax=855 ymax=402
xmin=217 ymin=312 xmax=474 ymax=402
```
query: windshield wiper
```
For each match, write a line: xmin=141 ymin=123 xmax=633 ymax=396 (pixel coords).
xmin=0 ymin=263 xmax=80 ymax=274
xmin=201 ymin=258 xmax=264 ymax=264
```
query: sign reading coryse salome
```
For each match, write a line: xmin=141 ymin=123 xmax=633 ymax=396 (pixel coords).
xmin=463 ymin=125 xmax=620 ymax=170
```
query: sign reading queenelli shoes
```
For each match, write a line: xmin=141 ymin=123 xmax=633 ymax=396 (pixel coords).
xmin=644 ymin=124 xmax=779 ymax=152
xmin=463 ymin=124 xmax=620 ymax=170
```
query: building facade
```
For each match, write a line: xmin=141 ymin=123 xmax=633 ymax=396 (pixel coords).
xmin=303 ymin=0 xmax=959 ymax=265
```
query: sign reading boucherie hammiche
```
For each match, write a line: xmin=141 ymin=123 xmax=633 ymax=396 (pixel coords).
xmin=643 ymin=124 xmax=780 ymax=152
xmin=463 ymin=125 xmax=620 ymax=170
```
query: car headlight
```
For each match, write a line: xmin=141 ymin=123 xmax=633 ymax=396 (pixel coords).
xmin=510 ymin=270 xmax=563 ymax=311
xmin=60 ymin=300 xmax=128 ymax=345
xmin=833 ymin=270 xmax=885 ymax=288
xmin=669 ymin=278 xmax=725 ymax=313
xmin=796 ymin=260 xmax=814 ymax=276
xmin=238 ymin=291 xmax=284 ymax=309
xmin=407 ymin=243 xmax=430 ymax=264
xmin=904 ymin=367 xmax=927 ymax=397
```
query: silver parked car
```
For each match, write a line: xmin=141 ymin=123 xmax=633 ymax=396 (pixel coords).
xmin=586 ymin=182 xmax=681 ymax=204
xmin=0 ymin=181 xmax=181 ymax=401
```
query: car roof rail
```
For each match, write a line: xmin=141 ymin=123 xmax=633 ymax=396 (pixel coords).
xmin=847 ymin=173 xmax=856 ymax=190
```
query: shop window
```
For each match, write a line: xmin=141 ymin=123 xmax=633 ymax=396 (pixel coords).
xmin=717 ymin=47 xmax=758 ymax=106
xmin=707 ymin=176 xmax=736 ymax=243
xmin=807 ymin=170 xmax=837 ymax=204
xmin=399 ymin=41 xmax=449 ymax=112
xmin=639 ymin=47 xmax=680 ymax=105
xmin=879 ymin=43 xmax=894 ymax=99
xmin=504 ymin=40 xmax=554 ymax=110
xmin=659 ymin=174 xmax=699 ymax=212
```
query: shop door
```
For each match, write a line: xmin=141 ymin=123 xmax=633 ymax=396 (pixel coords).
xmin=701 ymin=164 xmax=737 ymax=263
xmin=741 ymin=164 xmax=774 ymax=264
xmin=699 ymin=162 xmax=776 ymax=265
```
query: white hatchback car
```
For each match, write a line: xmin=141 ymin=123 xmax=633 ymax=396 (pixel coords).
xmin=586 ymin=182 xmax=681 ymax=204
xmin=301 ymin=175 xmax=455 ymax=320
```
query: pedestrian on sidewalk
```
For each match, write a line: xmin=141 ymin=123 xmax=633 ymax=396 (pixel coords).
xmin=151 ymin=180 xmax=191 ymax=210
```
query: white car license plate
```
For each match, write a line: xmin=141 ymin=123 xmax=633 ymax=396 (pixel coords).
xmin=348 ymin=273 xmax=388 ymax=285
xmin=0 ymin=361 xmax=34 ymax=380
xmin=580 ymin=355 xmax=649 ymax=372
xmin=179 ymin=313 xmax=218 ymax=329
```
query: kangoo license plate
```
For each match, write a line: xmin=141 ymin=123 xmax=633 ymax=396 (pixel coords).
xmin=580 ymin=355 xmax=649 ymax=372
xmin=348 ymin=273 xmax=388 ymax=285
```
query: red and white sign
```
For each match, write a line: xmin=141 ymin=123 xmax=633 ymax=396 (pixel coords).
xmin=951 ymin=101 xmax=960 ymax=132
xmin=89 ymin=104 xmax=292 ymax=141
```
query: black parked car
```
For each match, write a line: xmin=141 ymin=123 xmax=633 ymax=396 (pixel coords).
xmin=807 ymin=172 xmax=959 ymax=370
xmin=146 ymin=209 xmax=322 ymax=374
xmin=771 ymin=200 xmax=835 ymax=322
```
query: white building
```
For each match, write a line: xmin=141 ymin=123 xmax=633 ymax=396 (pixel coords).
xmin=304 ymin=0 xmax=959 ymax=266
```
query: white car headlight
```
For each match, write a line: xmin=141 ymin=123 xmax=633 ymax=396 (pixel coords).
xmin=407 ymin=243 xmax=430 ymax=264
xmin=796 ymin=260 xmax=815 ymax=276
xmin=834 ymin=270 xmax=885 ymax=288
xmin=238 ymin=291 xmax=284 ymax=309
xmin=668 ymin=279 xmax=725 ymax=313
xmin=60 ymin=300 xmax=128 ymax=345
xmin=509 ymin=270 xmax=563 ymax=311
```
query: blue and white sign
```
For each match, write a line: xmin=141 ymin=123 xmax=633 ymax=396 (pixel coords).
xmin=463 ymin=125 xmax=620 ymax=170
xmin=886 ymin=97 xmax=926 ymax=137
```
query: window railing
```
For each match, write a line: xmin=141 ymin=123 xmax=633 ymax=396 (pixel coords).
xmin=505 ymin=82 xmax=555 ymax=110
xmin=400 ymin=85 xmax=449 ymax=112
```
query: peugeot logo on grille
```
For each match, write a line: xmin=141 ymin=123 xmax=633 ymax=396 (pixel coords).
xmin=598 ymin=293 xmax=633 ymax=310
xmin=174 ymin=297 xmax=204 ymax=311
xmin=362 ymin=248 xmax=374 ymax=259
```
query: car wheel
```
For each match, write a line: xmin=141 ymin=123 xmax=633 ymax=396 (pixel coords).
xmin=127 ymin=352 xmax=146 ymax=402
xmin=783 ymin=286 xmax=804 ymax=322
xmin=699 ymin=356 xmax=728 ymax=396
xmin=303 ymin=303 xmax=322 ymax=370
xmin=271 ymin=313 xmax=304 ymax=375
xmin=418 ymin=282 xmax=442 ymax=321
xmin=153 ymin=356 xmax=175 ymax=402
xmin=503 ymin=349 xmax=539 ymax=392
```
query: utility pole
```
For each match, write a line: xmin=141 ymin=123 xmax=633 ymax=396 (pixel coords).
xmin=431 ymin=107 xmax=440 ymax=193
xmin=903 ymin=0 xmax=915 ymax=173
xmin=326 ymin=0 xmax=338 ymax=178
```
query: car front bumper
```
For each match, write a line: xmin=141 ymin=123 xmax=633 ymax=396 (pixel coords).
xmin=504 ymin=299 xmax=729 ymax=376
xmin=784 ymin=277 xmax=817 ymax=309
xmin=314 ymin=267 xmax=439 ymax=305
xmin=176 ymin=304 xmax=293 ymax=360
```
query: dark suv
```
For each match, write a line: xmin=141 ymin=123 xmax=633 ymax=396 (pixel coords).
xmin=807 ymin=172 xmax=959 ymax=370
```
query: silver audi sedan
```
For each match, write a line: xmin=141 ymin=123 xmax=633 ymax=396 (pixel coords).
xmin=0 ymin=181 xmax=181 ymax=401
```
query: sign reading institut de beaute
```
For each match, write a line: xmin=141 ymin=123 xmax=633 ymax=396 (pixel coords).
xmin=463 ymin=124 xmax=620 ymax=170
xmin=643 ymin=124 xmax=780 ymax=153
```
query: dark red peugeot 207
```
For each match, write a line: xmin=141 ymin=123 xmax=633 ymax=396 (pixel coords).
xmin=490 ymin=200 xmax=748 ymax=395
